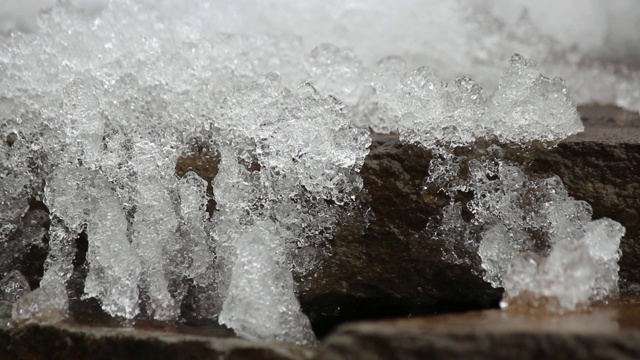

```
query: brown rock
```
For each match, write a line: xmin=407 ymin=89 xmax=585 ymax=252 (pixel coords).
xmin=5 ymin=132 xmax=17 ymax=147
xmin=0 ymin=319 xmax=314 ymax=360
xmin=316 ymin=299 xmax=640 ymax=360
xmin=175 ymin=140 xmax=221 ymax=216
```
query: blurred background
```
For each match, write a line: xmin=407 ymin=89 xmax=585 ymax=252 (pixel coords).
xmin=2 ymin=0 xmax=639 ymax=67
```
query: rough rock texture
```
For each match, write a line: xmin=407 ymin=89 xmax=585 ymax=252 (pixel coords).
xmin=317 ymin=299 xmax=640 ymax=360
xmin=0 ymin=319 xmax=314 ymax=360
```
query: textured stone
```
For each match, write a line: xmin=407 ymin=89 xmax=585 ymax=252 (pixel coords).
xmin=0 ymin=319 xmax=314 ymax=360
xmin=317 ymin=299 xmax=640 ymax=360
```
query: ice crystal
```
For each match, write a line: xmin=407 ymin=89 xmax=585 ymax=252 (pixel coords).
xmin=0 ymin=0 xmax=632 ymax=343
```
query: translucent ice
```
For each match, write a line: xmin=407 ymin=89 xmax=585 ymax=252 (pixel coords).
xmin=83 ymin=186 xmax=141 ymax=319
xmin=130 ymin=142 xmax=180 ymax=320
xmin=0 ymin=0 xmax=631 ymax=343
xmin=390 ymin=54 xmax=582 ymax=148
xmin=210 ymin=77 xmax=370 ymax=343
xmin=405 ymin=56 xmax=624 ymax=311
xmin=219 ymin=220 xmax=316 ymax=345
xmin=0 ymin=99 xmax=41 ymax=246
xmin=0 ymin=270 xmax=30 ymax=302
xmin=176 ymin=172 xmax=212 ymax=287
xmin=11 ymin=282 xmax=68 ymax=322
xmin=501 ymin=219 xmax=624 ymax=312
xmin=13 ymin=219 xmax=75 ymax=321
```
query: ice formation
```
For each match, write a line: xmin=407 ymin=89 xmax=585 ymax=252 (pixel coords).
xmin=0 ymin=0 xmax=631 ymax=344
xmin=501 ymin=219 xmax=624 ymax=312
xmin=370 ymin=53 xmax=624 ymax=312
xmin=0 ymin=270 xmax=30 ymax=303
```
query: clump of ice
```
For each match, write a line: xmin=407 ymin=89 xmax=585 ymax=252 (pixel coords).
xmin=211 ymin=76 xmax=369 ymax=344
xmin=0 ymin=270 xmax=29 ymax=319
xmin=501 ymin=219 xmax=624 ymax=312
xmin=0 ymin=0 xmax=631 ymax=343
xmin=218 ymin=220 xmax=316 ymax=345
xmin=388 ymin=54 xmax=582 ymax=147
xmin=0 ymin=0 xmax=372 ymax=344
xmin=397 ymin=55 xmax=624 ymax=312
xmin=0 ymin=270 xmax=30 ymax=302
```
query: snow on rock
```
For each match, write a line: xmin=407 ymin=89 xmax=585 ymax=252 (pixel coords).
xmin=0 ymin=0 xmax=630 ymax=343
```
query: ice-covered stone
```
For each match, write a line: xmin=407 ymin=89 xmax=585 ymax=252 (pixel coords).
xmin=405 ymin=56 xmax=622 ymax=311
xmin=0 ymin=0 xmax=632 ymax=343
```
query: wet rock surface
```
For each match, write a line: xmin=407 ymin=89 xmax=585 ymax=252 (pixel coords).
xmin=317 ymin=299 xmax=640 ymax=360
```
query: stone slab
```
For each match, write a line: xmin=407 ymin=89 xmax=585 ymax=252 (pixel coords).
xmin=317 ymin=299 xmax=640 ymax=360
xmin=0 ymin=319 xmax=314 ymax=360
